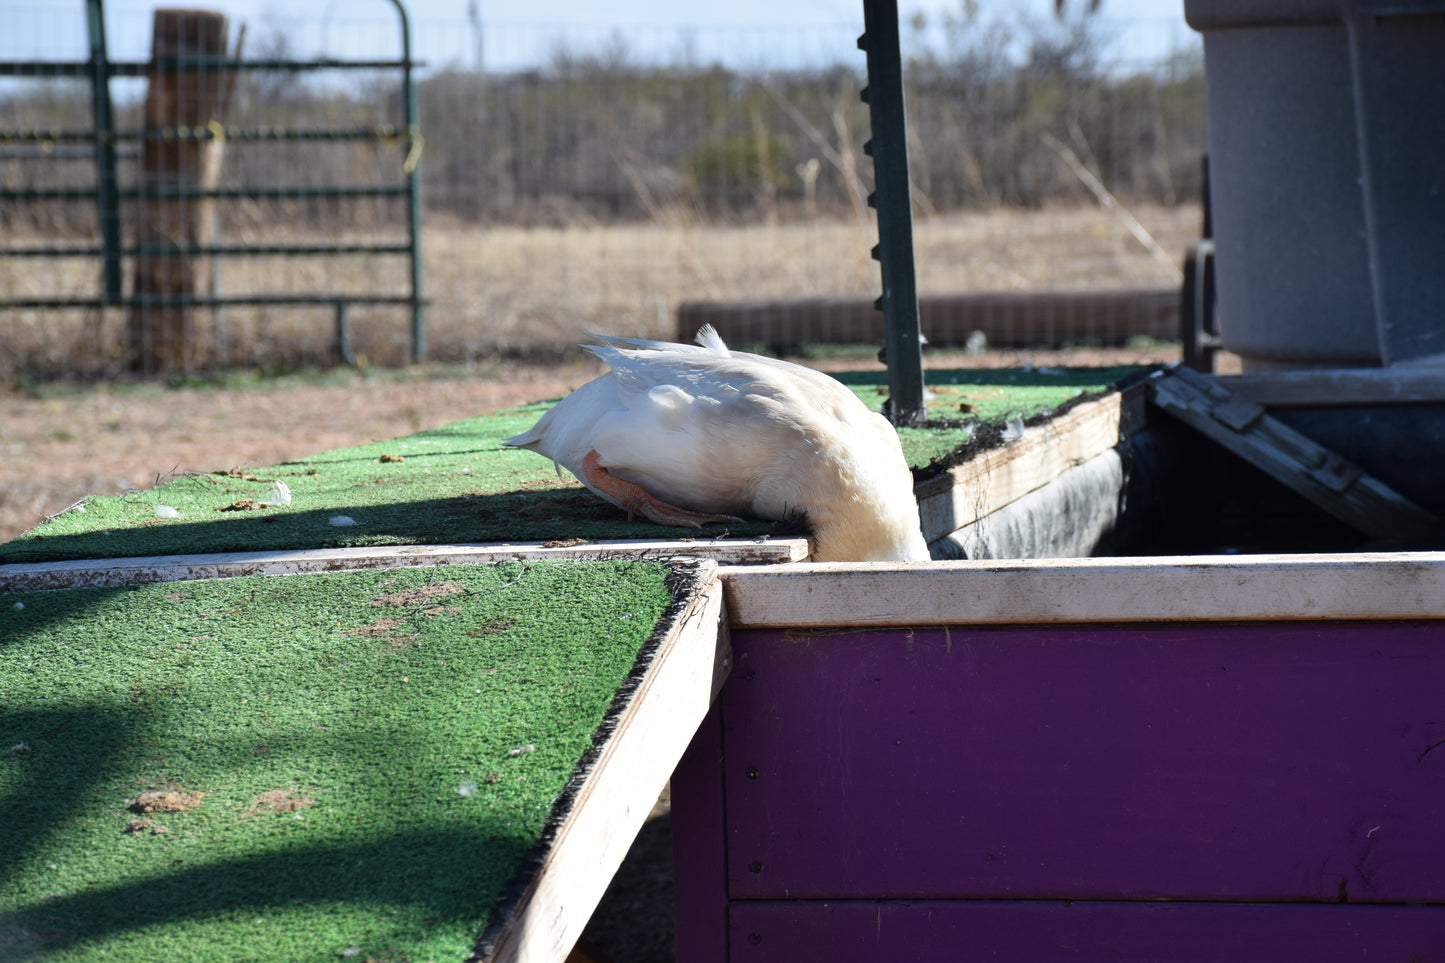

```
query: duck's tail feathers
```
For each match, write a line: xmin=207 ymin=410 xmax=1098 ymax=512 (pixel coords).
xmin=692 ymin=324 xmax=730 ymax=354
xmin=501 ymin=429 xmax=566 ymax=479
xmin=583 ymin=325 xmax=730 ymax=358
xmin=500 ymin=428 xmax=539 ymax=449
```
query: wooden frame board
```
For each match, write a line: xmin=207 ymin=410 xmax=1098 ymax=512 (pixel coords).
xmin=914 ymin=388 xmax=1139 ymax=543
xmin=0 ymin=537 xmax=808 ymax=592
xmin=476 ymin=564 xmax=731 ymax=963
xmin=720 ymin=552 xmax=1445 ymax=628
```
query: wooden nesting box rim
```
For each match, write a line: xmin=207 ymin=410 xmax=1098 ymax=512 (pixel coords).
xmin=475 ymin=560 xmax=730 ymax=963
xmin=718 ymin=551 xmax=1445 ymax=628
xmin=0 ymin=537 xmax=810 ymax=592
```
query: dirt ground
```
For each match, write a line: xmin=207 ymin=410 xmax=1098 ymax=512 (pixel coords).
xmin=0 ymin=365 xmax=593 ymax=544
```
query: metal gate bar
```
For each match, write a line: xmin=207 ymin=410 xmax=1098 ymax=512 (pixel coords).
xmin=0 ymin=0 xmax=427 ymax=364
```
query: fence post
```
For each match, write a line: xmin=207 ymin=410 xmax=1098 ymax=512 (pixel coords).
xmin=860 ymin=0 xmax=926 ymax=428
xmin=85 ymin=0 xmax=122 ymax=305
xmin=126 ymin=8 xmax=230 ymax=374
xmin=387 ymin=0 xmax=425 ymax=364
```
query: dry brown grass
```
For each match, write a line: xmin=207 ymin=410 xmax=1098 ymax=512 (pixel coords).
xmin=0 ymin=203 xmax=1200 ymax=377
xmin=425 ymin=202 xmax=1198 ymax=346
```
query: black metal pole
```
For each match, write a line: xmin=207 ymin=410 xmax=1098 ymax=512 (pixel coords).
xmin=386 ymin=0 xmax=426 ymax=364
xmin=860 ymin=0 xmax=925 ymax=427
xmin=86 ymin=0 xmax=123 ymax=304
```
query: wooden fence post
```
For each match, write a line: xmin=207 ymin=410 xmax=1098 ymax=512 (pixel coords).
xmin=126 ymin=9 xmax=230 ymax=375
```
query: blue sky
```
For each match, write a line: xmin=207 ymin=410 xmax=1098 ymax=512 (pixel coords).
xmin=3 ymin=0 xmax=1194 ymax=73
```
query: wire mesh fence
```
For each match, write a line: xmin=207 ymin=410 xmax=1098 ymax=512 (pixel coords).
xmin=0 ymin=4 xmax=1204 ymax=382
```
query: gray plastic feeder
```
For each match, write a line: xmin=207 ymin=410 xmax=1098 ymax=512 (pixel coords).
xmin=1185 ymin=0 xmax=1445 ymax=369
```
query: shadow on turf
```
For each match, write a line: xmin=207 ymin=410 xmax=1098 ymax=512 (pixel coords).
xmin=1 ymin=828 xmax=536 ymax=956
xmin=0 ymin=705 xmax=139 ymax=886
xmin=0 ymin=700 xmax=541 ymax=957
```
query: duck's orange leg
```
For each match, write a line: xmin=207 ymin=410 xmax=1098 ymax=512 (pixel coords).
xmin=581 ymin=449 xmax=743 ymax=529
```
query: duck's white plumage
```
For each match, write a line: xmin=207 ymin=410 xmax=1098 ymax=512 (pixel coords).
xmin=502 ymin=326 xmax=930 ymax=562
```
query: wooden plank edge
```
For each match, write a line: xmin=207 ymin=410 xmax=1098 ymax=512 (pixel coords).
xmin=719 ymin=552 xmax=1445 ymax=627
xmin=1215 ymin=367 xmax=1445 ymax=407
xmin=914 ymin=389 xmax=1126 ymax=498
xmin=928 ymin=447 xmax=1125 ymax=560
xmin=475 ymin=563 xmax=730 ymax=963
xmin=0 ymin=538 xmax=810 ymax=592
xmin=915 ymin=389 xmax=1130 ymax=540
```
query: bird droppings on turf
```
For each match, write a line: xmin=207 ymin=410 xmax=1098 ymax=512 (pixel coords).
xmin=217 ymin=499 xmax=260 ymax=512
xmin=467 ymin=618 xmax=514 ymax=639
xmin=344 ymin=618 xmax=404 ymax=638
xmin=216 ymin=468 xmax=271 ymax=482
xmin=370 ymin=582 xmax=467 ymax=607
xmin=519 ymin=478 xmax=579 ymax=492
xmin=248 ymin=789 xmax=316 ymax=815
xmin=130 ymin=789 xmax=205 ymax=814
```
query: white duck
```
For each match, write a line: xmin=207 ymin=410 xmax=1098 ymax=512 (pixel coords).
xmin=502 ymin=326 xmax=931 ymax=562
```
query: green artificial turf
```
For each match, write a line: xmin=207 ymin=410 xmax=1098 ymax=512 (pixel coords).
xmin=0 ymin=367 xmax=1141 ymax=564
xmin=841 ymin=364 xmax=1145 ymax=468
xmin=0 ymin=560 xmax=679 ymax=962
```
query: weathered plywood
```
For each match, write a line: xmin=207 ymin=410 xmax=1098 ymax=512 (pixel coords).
xmin=929 ymin=447 xmax=1123 ymax=559
xmin=480 ymin=566 xmax=730 ymax=963
xmin=0 ymin=538 xmax=809 ymax=592
xmin=722 ymin=621 xmax=1445 ymax=904
xmin=727 ymin=900 xmax=1445 ymax=962
xmin=914 ymin=390 xmax=1136 ymax=542
xmin=719 ymin=552 xmax=1445 ymax=628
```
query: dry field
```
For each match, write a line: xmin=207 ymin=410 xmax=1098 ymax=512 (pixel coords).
xmin=0 ymin=204 xmax=1204 ymax=544
xmin=1 ymin=203 xmax=1199 ymax=373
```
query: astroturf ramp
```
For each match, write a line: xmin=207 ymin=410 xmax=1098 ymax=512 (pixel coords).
xmin=0 ymin=558 xmax=724 ymax=962
xmin=0 ymin=367 xmax=1141 ymax=565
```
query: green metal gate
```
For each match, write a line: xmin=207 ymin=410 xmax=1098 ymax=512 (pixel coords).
xmin=0 ymin=0 xmax=425 ymax=373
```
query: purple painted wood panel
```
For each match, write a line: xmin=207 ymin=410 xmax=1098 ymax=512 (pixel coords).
xmin=672 ymin=700 xmax=729 ymax=963
xmin=728 ymin=900 xmax=1445 ymax=962
xmin=722 ymin=622 xmax=1445 ymax=903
